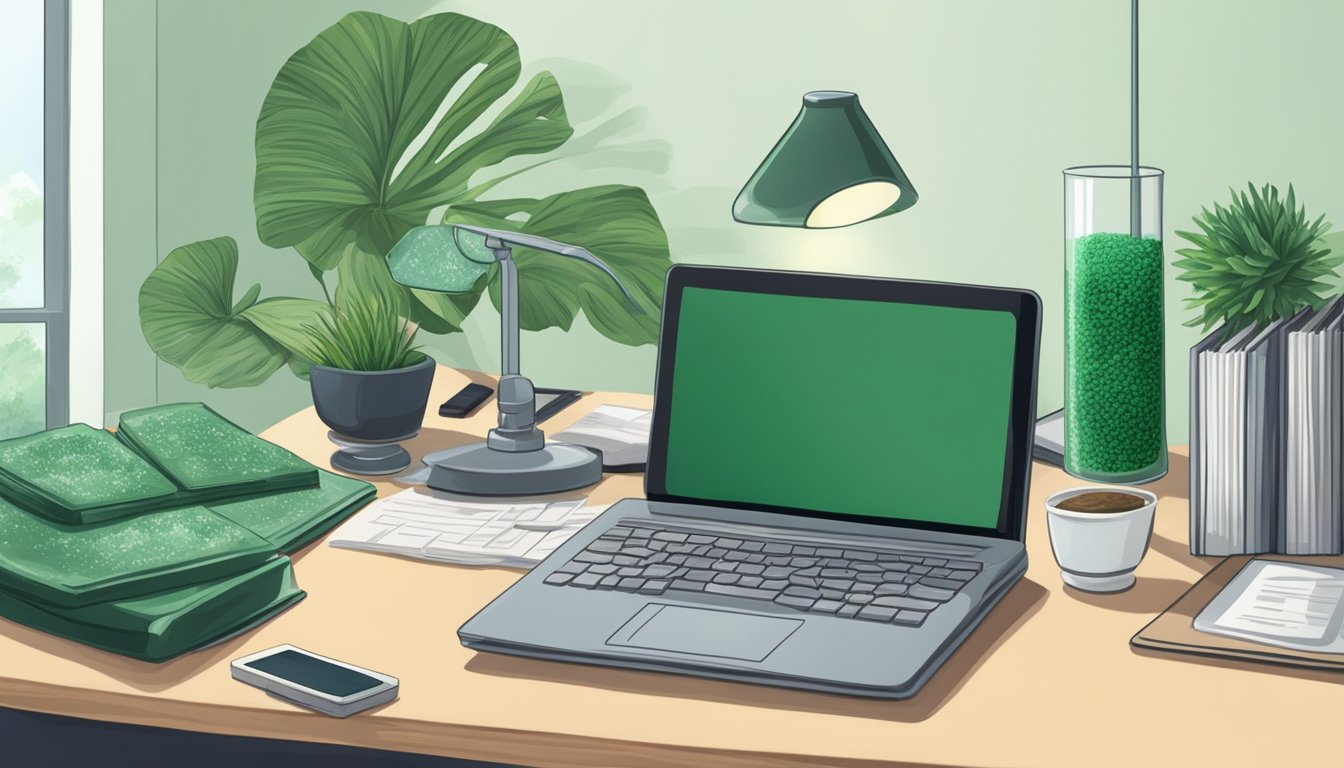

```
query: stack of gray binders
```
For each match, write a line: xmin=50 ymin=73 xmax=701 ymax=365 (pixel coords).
xmin=1283 ymin=298 xmax=1344 ymax=554
xmin=1190 ymin=296 xmax=1344 ymax=556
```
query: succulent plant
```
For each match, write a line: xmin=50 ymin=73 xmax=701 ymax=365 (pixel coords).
xmin=1174 ymin=183 xmax=1340 ymax=334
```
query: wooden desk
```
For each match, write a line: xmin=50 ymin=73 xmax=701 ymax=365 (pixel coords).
xmin=0 ymin=366 xmax=1337 ymax=767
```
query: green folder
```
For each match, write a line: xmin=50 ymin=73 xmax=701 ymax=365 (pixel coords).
xmin=0 ymin=425 xmax=180 ymax=524
xmin=0 ymin=556 xmax=305 ymax=662
xmin=0 ymin=496 xmax=278 ymax=608
xmin=118 ymin=402 xmax=318 ymax=502
xmin=209 ymin=469 xmax=376 ymax=553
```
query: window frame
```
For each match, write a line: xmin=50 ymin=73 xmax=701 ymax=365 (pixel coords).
xmin=0 ymin=0 xmax=70 ymax=429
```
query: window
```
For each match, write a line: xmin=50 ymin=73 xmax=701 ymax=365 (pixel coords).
xmin=0 ymin=0 xmax=68 ymax=439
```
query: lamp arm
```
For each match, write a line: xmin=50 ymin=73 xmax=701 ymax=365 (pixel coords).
xmin=556 ymin=247 xmax=645 ymax=314
xmin=455 ymin=224 xmax=644 ymax=313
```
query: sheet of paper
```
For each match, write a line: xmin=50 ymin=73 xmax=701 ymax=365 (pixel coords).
xmin=1195 ymin=559 xmax=1344 ymax=652
xmin=328 ymin=487 xmax=609 ymax=568
xmin=515 ymin=499 xmax=585 ymax=531
xmin=1212 ymin=562 xmax=1344 ymax=640
xmin=551 ymin=405 xmax=651 ymax=467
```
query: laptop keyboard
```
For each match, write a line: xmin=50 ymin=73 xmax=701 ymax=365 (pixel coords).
xmin=543 ymin=521 xmax=982 ymax=627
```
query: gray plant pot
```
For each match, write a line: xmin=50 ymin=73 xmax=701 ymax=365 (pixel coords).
xmin=309 ymin=356 xmax=436 ymax=475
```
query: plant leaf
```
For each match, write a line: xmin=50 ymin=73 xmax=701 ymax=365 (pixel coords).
xmin=410 ymin=288 xmax=483 ymax=333
xmin=334 ymin=242 xmax=412 ymax=318
xmin=241 ymin=297 xmax=332 ymax=364
xmin=254 ymin=11 xmax=573 ymax=269
xmin=138 ymin=237 xmax=288 ymax=388
xmin=1172 ymin=182 xmax=1342 ymax=330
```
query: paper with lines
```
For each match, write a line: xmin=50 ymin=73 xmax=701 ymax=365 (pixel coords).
xmin=328 ymin=488 xmax=607 ymax=567
xmin=1195 ymin=559 xmax=1344 ymax=652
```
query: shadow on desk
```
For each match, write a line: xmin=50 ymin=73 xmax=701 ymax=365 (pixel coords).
xmin=404 ymin=427 xmax=487 ymax=463
xmin=465 ymin=579 xmax=1048 ymax=724
xmin=1062 ymin=578 xmax=1190 ymax=614
xmin=1128 ymin=645 xmax=1344 ymax=687
xmin=1142 ymin=451 xmax=1190 ymax=502
xmin=0 ymin=620 xmax=254 ymax=693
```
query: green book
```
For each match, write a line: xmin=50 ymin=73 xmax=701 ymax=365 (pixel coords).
xmin=118 ymin=402 xmax=318 ymax=502
xmin=0 ymin=556 xmax=305 ymax=662
xmin=0 ymin=496 xmax=277 ymax=608
xmin=0 ymin=403 xmax=320 ymax=525
xmin=0 ymin=424 xmax=180 ymax=524
xmin=209 ymin=469 xmax=376 ymax=553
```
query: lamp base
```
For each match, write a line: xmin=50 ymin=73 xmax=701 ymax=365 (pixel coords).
xmin=424 ymin=441 xmax=601 ymax=496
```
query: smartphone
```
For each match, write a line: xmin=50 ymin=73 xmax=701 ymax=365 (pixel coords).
xmin=231 ymin=645 xmax=398 ymax=718
xmin=439 ymin=383 xmax=493 ymax=418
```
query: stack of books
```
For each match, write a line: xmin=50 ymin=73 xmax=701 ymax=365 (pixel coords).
xmin=1191 ymin=297 xmax=1344 ymax=556
xmin=0 ymin=403 xmax=375 ymax=661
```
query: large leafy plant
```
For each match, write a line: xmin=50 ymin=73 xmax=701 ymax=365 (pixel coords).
xmin=1174 ymin=183 xmax=1338 ymax=335
xmin=139 ymin=11 xmax=670 ymax=386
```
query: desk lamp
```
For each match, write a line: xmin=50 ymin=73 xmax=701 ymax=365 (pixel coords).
xmin=385 ymin=224 xmax=641 ymax=495
xmin=734 ymin=90 xmax=917 ymax=228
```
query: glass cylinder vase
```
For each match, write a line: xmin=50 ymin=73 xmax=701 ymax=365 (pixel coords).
xmin=1063 ymin=165 xmax=1166 ymax=484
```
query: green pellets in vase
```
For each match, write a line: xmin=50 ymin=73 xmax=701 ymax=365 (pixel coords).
xmin=1063 ymin=167 xmax=1167 ymax=483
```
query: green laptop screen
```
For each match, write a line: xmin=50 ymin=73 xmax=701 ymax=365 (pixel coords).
xmin=662 ymin=286 xmax=1017 ymax=530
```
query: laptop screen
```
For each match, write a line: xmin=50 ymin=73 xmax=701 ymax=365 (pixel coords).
xmin=647 ymin=267 xmax=1039 ymax=539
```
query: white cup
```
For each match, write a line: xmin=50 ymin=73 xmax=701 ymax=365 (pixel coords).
xmin=1045 ymin=486 xmax=1157 ymax=593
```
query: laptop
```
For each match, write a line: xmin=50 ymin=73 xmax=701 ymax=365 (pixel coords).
xmin=459 ymin=265 xmax=1041 ymax=699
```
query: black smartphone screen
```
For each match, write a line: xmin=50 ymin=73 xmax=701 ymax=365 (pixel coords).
xmin=440 ymin=383 xmax=493 ymax=417
xmin=244 ymin=650 xmax=382 ymax=697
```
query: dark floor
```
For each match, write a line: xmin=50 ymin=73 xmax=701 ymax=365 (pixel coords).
xmin=0 ymin=705 xmax=521 ymax=768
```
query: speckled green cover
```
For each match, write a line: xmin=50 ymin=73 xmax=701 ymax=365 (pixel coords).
xmin=0 ymin=425 xmax=179 ymax=524
xmin=0 ymin=556 xmax=304 ymax=662
xmin=0 ymin=404 xmax=324 ymax=525
xmin=0 ymin=496 xmax=277 ymax=608
xmin=117 ymin=403 xmax=318 ymax=498
xmin=209 ymin=469 xmax=375 ymax=553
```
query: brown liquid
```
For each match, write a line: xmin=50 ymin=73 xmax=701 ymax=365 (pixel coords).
xmin=1055 ymin=491 xmax=1146 ymax=513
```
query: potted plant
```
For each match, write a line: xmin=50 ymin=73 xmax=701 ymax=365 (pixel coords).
xmin=302 ymin=291 xmax=435 ymax=475
xmin=1175 ymin=183 xmax=1336 ymax=336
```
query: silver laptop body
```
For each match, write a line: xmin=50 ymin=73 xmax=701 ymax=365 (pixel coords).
xmin=459 ymin=266 xmax=1041 ymax=699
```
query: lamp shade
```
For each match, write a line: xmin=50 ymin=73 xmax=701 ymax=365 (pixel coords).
xmin=733 ymin=91 xmax=917 ymax=228
xmin=385 ymin=225 xmax=492 ymax=293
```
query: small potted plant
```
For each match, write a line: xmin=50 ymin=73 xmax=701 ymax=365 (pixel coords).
xmin=305 ymin=292 xmax=435 ymax=475
xmin=1175 ymin=183 xmax=1336 ymax=336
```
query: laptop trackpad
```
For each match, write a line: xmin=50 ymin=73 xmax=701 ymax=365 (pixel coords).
xmin=606 ymin=603 xmax=803 ymax=662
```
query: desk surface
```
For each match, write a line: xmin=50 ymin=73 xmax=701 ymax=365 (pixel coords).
xmin=0 ymin=366 xmax=1337 ymax=767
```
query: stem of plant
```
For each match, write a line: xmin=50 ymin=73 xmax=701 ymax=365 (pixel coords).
xmin=309 ymin=262 xmax=333 ymax=305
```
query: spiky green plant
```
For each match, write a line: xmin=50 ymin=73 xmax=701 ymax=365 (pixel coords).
xmin=303 ymin=295 xmax=425 ymax=372
xmin=1174 ymin=183 xmax=1340 ymax=335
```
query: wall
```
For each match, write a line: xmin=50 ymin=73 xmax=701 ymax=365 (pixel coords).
xmin=103 ymin=0 xmax=158 ymax=423
xmin=105 ymin=0 xmax=1344 ymax=442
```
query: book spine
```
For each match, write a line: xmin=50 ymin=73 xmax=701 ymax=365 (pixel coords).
xmin=1190 ymin=337 xmax=1204 ymax=556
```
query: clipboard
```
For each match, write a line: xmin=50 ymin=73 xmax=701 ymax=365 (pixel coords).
xmin=1131 ymin=554 xmax=1344 ymax=672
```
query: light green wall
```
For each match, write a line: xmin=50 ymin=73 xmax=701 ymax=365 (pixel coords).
xmin=106 ymin=0 xmax=1344 ymax=442
xmin=103 ymin=0 xmax=158 ymax=422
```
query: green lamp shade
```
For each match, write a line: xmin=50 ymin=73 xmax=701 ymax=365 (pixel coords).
xmin=733 ymin=91 xmax=917 ymax=229
xmin=385 ymin=225 xmax=493 ymax=293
